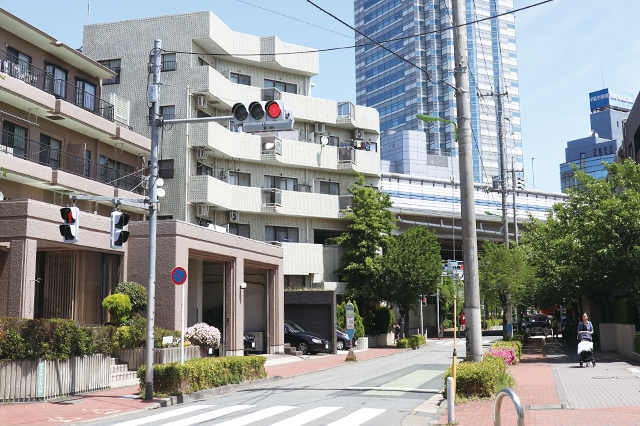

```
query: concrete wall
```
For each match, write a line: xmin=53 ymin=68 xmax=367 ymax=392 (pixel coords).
xmin=599 ymin=323 xmax=637 ymax=359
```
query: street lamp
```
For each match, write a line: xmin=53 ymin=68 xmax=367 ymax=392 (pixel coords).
xmin=417 ymin=114 xmax=458 ymax=141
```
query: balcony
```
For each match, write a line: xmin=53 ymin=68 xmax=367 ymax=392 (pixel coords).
xmin=1 ymin=129 xmax=145 ymax=194
xmin=188 ymin=175 xmax=262 ymax=212
xmin=261 ymin=136 xmax=282 ymax=159
xmin=339 ymin=195 xmax=353 ymax=218
xmin=0 ymin=49 xmax=115 ymax=123
xmin=261 ymin=188 xmax=283 ymax=213
xmin=282 ymin=242 xmax=324 ymax=276
xmin=338 ymin=146 xmax=356 ymax=170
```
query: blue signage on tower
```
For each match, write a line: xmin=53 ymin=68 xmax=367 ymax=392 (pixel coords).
xmin=589 ymin=88 xmax=635 ymax=112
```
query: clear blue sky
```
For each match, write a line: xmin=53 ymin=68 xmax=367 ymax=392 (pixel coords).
xmin=5 ymin=0 xmax=640 ymax=193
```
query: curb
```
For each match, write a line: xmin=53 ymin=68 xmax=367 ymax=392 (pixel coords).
xmin=68 ymin=376 xmax=283 ymax=426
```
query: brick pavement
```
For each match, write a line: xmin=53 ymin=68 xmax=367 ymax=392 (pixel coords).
xmin=439 ymin=337 xmax=640 ymax=425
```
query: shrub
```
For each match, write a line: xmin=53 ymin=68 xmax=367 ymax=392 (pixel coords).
xmin=102 ymin=294 xmax=131 ymax=326
xmin=372 ymin=307 xmax=395 ymax=335
xmin=493 ymin=340 xmax=522 ymax=361
xmin=336 ymin=301 xmax=365 ymax=338
xmin=443 ymin=356 xmax=507 ymax=399
xmin=485 ymin=346 xmax=516 ymax=366
xmin=396 ymin=338 xmax=410 ymax=348
xmin=115 ymin=282 xmax=148 ymax=315
xmin=185 ymin=323 xmax=221 ymax=349
xmin=396 ymin=335 xmax=426 ymax=349
xmin=442 ymin=319 xmax=453 ymax=330
xmin=138 ymin=356 xmax=267 ymax=396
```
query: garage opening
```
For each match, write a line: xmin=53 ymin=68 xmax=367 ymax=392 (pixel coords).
xmin=189 ymin=259 xmax=225 ymax=354
xmin=244 ymin=266 xmax=269 ymax=354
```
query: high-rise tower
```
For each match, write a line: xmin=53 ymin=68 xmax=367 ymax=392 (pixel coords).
xmin=355 ymin=0 xmax=523 ymax=183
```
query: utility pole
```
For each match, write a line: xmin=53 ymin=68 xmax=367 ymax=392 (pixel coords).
xmin=497 ymin=86 xmax=509 ymax=248
xmin=451 ymin=0 xmax=482 ymax=362
xmin=512 ymin=158 xmax=519 ymax=245
xmin=145 ymin=39 xmax=161 ymax=400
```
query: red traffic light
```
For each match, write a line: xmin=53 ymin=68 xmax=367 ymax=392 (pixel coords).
xmin=266 ymin=101 xmax=281 ymax=118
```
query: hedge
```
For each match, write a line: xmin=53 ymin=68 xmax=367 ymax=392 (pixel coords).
xmin=138 ymin=356 xmax=267 ymax=396
xmin=0 ymin=316 xmax=181 ymax=361
xmin=443 ymin=356 xmax=507 ymax=399
xmin=396 ymin=334 xmax=427 ymax=349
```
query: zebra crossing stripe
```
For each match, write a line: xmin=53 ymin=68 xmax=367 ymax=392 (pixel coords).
xmin=108 ymin=405 xmax=216 ymax=426
xmin=214 ymin=406 xmax=296 ymax=426
xmin=325 ymin=408 xmax=386 ymax=426
xmin=161 ymin=405 xmax=254 ymax=426
xmin=269 ymin=406 xmax=341 ymax=426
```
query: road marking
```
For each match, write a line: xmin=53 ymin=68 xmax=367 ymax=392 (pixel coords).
xmin=268 ymin=406 xmax=341 ymax=426
xmin=627 ymin=367 xmax=640 ymax=378
xmin=363 ymin=370 xmax=442 ymax=396
xmin=348 ymin=386 xmax=440 ymax=393
xmin=161 ymin=405 xmax=253 ymax=426
xmin=215 ymin=406 xmax=295 ymax=425
xmin=108 ymin=405 xmax=216 ymax=426
xmin=325 ymin=408 xmax=386 ymax=426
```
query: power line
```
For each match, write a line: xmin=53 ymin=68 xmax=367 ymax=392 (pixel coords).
xmin=166 ymin=0 xmax=554 ymax=58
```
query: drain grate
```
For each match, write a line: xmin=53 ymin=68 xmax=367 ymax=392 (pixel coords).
xmin=51 ymin=397 xmax=86 ymax=405
xmin=526 ymin=404 xmax=566 ymax=410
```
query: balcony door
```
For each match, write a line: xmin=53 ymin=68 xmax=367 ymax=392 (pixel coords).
xmin=76 ymin=80 xmax=97 ymax=112
xmin=39 ymin=134 xmax=61 ymax=169
xmin=2 ymin=121 xmax=27 ymax=158
xmin=45 ymin=64 xmax=67 ymax=98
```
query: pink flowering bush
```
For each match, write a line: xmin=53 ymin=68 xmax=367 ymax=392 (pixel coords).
xmin=185 ymin=323 xmax=220 ymax=349
xmin=484 ymin=346 xmax=516 ymax=366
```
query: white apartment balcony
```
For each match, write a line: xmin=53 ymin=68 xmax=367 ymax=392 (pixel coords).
xmin=281 ymin=242 xmax=323 ymax=277
xmin=190 ymin=122 xmax=380 ymax=177
xmin=188 ymin=175 xmax=347 ymax=219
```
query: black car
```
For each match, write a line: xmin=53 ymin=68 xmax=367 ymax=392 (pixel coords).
xmin=336 ymin=327 xmax=352 ymax=351
xmin=522 ymin=314 xmax=551 ymax=336
xmin=284 ymin=320 xmax=329 ymax=355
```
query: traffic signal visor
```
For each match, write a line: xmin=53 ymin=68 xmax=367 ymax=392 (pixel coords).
xmin=59 ymin=207 xmax=79 ymax=243
xmin=110 ymin=211 xmax=130 ymax=249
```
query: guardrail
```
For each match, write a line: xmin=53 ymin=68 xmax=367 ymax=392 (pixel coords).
xmin=494 ymin=387 xmax=524 ymax=426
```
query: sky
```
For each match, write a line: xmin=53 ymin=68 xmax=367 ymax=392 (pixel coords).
xmin=5 ymin=0 xmax=640 ymax=194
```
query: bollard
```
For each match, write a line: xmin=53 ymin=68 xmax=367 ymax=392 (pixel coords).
xmin=543 ymin=336 xmax=546 ymax=358
xmin=447 ymin=376 xmax=455 ymax=424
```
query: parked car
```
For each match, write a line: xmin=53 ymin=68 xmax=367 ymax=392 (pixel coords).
xmin=284 ymin=320 xmax=329 ymax=355
xmin=336 ymin=326 xmax=352 ymax=351
xmin=522 ymin=314 xmax=552 ymax=336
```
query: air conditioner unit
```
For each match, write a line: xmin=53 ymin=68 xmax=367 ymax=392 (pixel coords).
xmin=228 ymin=211 xmax=240 ymax=222
xmin=307 ymin=132 xmax=315 ymax=143
xmin=314 ymin=122 xmax=326 ymax=133
xmin=353 ymin=129 xmax=365 ymax=139
xmin=196 ymin=147 xmax=207 ymax=160
xmin=196 ymin=95 xmax=208 ymax=110
xmin=196 ymin=204 xmax=210 ymax=218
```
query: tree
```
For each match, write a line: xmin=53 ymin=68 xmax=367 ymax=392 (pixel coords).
xmin=380 ymin=226 xmax=442 ymax=337
xmin=115 ymin=282 xmax=147 ymax=315
xmin=335 ymin=173 xmax=397 ymax=307
xmin=523 ymin=160 xmax=640 ymax=320
xmin=336 ymin=300 xmax=365 ymax=338
xmin=479 ymin=242 xmax=535 ymax=340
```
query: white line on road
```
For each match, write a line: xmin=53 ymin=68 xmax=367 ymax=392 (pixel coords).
xmin=108 ymin=405 xmax=216 ymax=426
xmin=161 ymin=405 xmax=254 ymax=426
xmin=268 ymin=406 xmax=341 ymax=426
xmin=325 ymin=408 xmax=386 ymax=426
xmin=347 ymin=386 xmax=441 ymax=393
xmin=214 ymin=406 xmax=296 ymax=425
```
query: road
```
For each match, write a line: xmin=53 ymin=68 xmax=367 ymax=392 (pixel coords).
xmin=87 ymin=335 xmax=501 ymax=426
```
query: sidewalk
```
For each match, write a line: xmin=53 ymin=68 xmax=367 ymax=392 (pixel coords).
xmin=439 ymin=337 xmax=640 ymax=425
xmin=1 ymin=346 xmax=404 ymax=426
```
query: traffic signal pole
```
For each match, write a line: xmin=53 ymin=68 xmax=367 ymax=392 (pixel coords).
xmin=451 ymin=0 xmax=482 ymax=362
xmin=145 ymin=39 xmax=162 ymax=400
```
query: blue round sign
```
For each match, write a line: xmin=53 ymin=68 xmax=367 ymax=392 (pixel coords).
xmin=171 ymin=267 xmax=187 ymax=285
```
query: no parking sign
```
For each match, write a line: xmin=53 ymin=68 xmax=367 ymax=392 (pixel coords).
xmin=171 ymin=266 xmax=187 ymax=285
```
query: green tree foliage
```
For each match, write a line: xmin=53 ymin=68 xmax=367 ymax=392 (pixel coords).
xmin=380 ymin=226 xmax=442 ymax=336
xmin=335 ymin=174 xmax=397 ymax=302
xmin=336 ymin=300 xmax=365 ymax=338
xmin=115 ymin=282 xmax=148 ymax=315
xmin=524 ymin=160 xmax=640 ymax=320
xmin=479 ymin=242 xmax=535 ymax=340
xmin=102 ymin=294 xmax=131 ymax=327
xmin=371 ymin=306 xmax=395 ymax=335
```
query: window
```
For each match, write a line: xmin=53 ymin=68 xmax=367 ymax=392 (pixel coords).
xmin=1 ymin=121 xmax=28 ymax=157
xmin=158 ymin=215 xmax=173 ymax=220
xmin=161 ymin=53 xmax=176 ymax=71
xmin=196 ymin=163 xmax=214 ymax=176
xmin=98 ymin=59 xmax=121 ymax=84
xmin=6 ymin=47 xmax=31 ymax=78
xmin=264 ymin=79 xmax=297 ymax=94
xmin=101 ymin=156 xmax=135 ymax=184
xmin=39 ymin=134 xmax=61 ymax=169
xmin=228 ymin=171 xmax=251 ymax=186
xmin=75 ymin=79 xmax=97 ymax=111
xmin=160 ymin=105 xmax=175 ymax=120
xmin=265 ymin=175 xmax=297 ymax=191
xmin=158 ymin=159 xmax=174 ymax=179
xmin=229 ymin=223 xmax=250 ymax=238
xmin=265 ymin=226 xmax=298 ymax=243
xmin=328 ymin=136 xmax=339 ymax=147
xmin=320 ymin=181 xmax=339 ymax=195
xmin=230 ymin=72 xmax=251 ymax=86
xmin=45 ymin=63 xmax=68 ymax=98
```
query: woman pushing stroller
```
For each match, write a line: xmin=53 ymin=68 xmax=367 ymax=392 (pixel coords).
xmin=577 ymin=312 xmax=595 ymax=367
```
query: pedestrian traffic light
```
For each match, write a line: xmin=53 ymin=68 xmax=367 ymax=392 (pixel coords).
xmin=110 ymin=211 xmax=130 ymax=249
xmin=59 ymin=207 xmax=79 ymax=243
xmin=232 ymin=100 xmax=294 ymax=132
xmin=516 ymin=177 xmax=525 ymax=190
xmin=422 ymin=297 xmax=427 ymax=306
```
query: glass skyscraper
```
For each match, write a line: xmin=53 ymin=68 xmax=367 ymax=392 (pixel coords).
xmin=355 ymin=0 xmax=523 ymax=183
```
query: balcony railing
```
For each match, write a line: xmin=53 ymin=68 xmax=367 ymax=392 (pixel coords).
xmin=338 ymin=146 xmax=356 ymax=165
xmin=261 ymin=136 xmax=282 ymax=155
xmin=337 ymin=101 xmax=355 ymax=123
xmin=261 ymin=188 xmax=282 ymax=207
xmin=1 ymin=129 xmax=145 ymax=194
xmin=0 ymin=49 xmax=115 ymax=123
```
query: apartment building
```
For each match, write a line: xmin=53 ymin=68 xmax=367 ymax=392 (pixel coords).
xmin=84 ymin=11 xmax=381 ymax=293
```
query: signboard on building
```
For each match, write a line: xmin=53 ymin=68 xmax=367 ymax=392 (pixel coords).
xmin=589 ymin=88 xmax=635 ymax=112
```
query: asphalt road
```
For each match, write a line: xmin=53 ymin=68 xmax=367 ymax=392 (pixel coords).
xmin=89 ymin=336 xmax=501 ymax=426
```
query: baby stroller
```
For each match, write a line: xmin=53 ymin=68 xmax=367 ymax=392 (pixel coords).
xmin=577 ymin=331 xmax=595 ymax=367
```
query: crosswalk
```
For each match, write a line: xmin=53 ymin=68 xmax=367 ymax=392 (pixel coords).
xmin=109 ymin=405 xmax=386 ymax=426
xmin=433 ymin=339 xmax=495 ymax=346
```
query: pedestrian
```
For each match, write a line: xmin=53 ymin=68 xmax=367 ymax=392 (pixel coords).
xmin=578 ymin=312 xmax=594 ymax=336
xmin=393 ymin=321 xmax=400 ymax=343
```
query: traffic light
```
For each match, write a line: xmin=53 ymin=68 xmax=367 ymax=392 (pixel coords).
xmin=516 ymin=177 xmax=525 ymax=190
xmin=422 ymin=297 xmax=427 ymax=307
xmin=232 ymin=100 xmax=294 ymax=132
xmin=59 ymin=207 xmax=79 ymax=243
xmin=110 ymin=211 xmax=130 ymax=249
